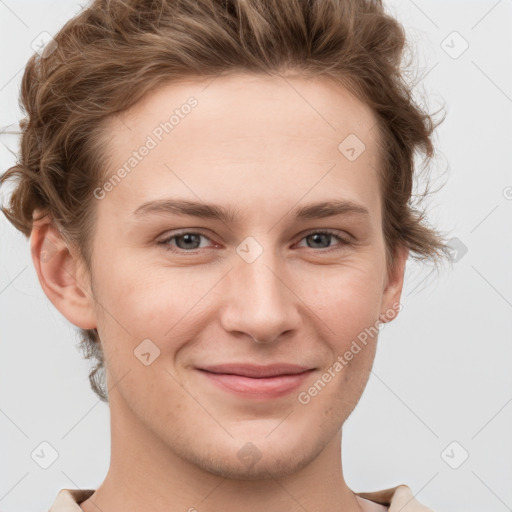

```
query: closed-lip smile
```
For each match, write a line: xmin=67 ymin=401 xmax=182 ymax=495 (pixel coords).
xmin=196 ymin=363 xmax=315 ymax=398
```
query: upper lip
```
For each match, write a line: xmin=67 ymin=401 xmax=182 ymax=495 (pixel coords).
xmin=197 ymin=363 xmax=314 ymax=378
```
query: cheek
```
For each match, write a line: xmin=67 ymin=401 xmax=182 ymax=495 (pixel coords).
xmin=299 ymin=262 xmax=383 ymax=406
xmin=93 ymin=260 xmax=216 ymax=378
xmin=95 ymin=257 xmax=190 ymax=331
xmin=297 ymin=277 xmax=380 ymax=422
xmin=301 ymin=261 xmax=384 ymax=336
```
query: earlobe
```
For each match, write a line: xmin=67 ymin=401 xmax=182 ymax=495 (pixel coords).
xmin=30 ymin=213 xmax=97 ymax=330
xmin=380 ymin=245 xmax=409 ymax=324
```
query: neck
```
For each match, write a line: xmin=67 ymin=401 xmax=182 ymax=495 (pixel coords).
xmin=80 ymin=398 xmax=363 ymax=512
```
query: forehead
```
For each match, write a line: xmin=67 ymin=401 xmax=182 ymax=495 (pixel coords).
xmin=98 ymin=73 xmax=382 ymax=219
xmin=110 ymin=72 xmax=379 ymax=150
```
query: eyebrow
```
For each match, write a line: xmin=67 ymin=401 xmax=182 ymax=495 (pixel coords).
xmin=132 ymin=198 xmax=369 ymax=223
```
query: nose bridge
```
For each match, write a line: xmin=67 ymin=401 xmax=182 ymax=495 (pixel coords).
xmin=220 ymin=235 xmax=300 ymax=343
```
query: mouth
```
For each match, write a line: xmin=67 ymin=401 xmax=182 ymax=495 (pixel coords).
xmin=196 ymin=363 xmax=315 ymax=399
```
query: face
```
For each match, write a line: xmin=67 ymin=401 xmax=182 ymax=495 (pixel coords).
xmin=74 ymin=73 xmax=407 ymax=479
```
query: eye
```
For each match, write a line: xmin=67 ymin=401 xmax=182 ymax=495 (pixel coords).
xmin=295 ymin=230 xmax=353 ymax=251
xmin=157 ymin=231 xmax=215 ymax=252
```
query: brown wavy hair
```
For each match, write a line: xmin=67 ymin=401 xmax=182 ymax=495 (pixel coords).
xmin=0 ymin=0 xmax=451 ymax=402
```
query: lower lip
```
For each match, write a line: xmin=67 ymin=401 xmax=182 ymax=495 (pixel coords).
xmin=198 ymin=369 xmax=314 ymax=399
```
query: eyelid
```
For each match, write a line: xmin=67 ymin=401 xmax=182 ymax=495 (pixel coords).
xmin=297 ymin=228 xmax=353 ymax=243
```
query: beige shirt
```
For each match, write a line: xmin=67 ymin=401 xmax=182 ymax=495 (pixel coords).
xmin=48 ymin=484 xmax=434 ymax=511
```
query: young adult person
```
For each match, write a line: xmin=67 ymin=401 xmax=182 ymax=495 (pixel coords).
xmin=1 ymin=0 xmax=451 ymax=510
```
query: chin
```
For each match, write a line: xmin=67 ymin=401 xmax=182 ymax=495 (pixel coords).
xmin=193 ymin=445 xmax=319 ymax=481
xmin=176 ymin=429 xmax=326 ymax=481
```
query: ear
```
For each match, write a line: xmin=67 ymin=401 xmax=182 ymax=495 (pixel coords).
xmin=30 ymin=211 xmax=97 ymax=330
xmin=379 ymin=245 xmax=409 ymax=324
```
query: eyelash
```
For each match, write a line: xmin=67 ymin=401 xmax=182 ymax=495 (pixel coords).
xmin=156 ymin=229 xmax=353 ymax=255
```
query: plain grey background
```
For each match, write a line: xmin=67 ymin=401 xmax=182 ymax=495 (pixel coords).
xmin=1 ymin=1 xmax=511 ymax=511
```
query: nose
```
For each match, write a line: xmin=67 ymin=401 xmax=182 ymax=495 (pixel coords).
xmin=219 ymin=241 xmax=302 ymax=344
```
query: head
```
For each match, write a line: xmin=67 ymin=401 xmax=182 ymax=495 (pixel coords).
xmin=1 ymin=0 xmax=450 ymax=480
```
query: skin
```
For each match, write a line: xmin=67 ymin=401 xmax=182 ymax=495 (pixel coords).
xmin=31 ymin=73 xmax=408 ymax=512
